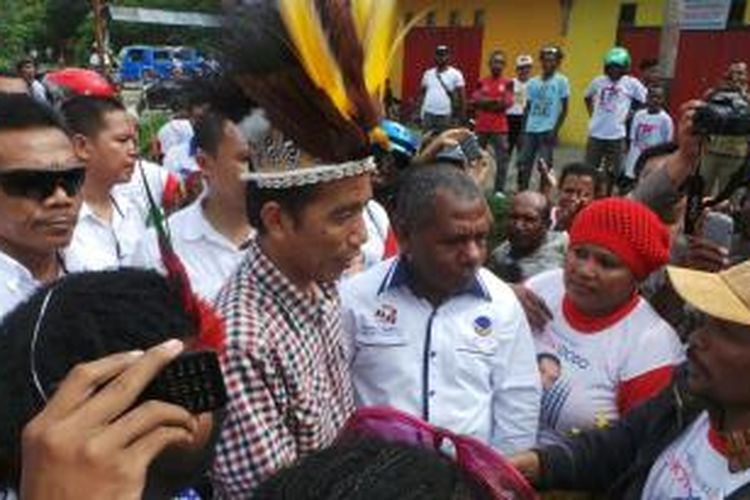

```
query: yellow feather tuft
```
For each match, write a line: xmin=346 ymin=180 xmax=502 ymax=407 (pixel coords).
xmin=368 ymin=126 xmax=390 ymax=151
xmin=351 ymin=0 xmax=374 ymax=41
xmin=360 ymin=0 xmax=397 ymax=98
xmin=278 ymin=0 xmax=351 ymax=118
xmin=384 ymin=8 xmax=431 ymax=86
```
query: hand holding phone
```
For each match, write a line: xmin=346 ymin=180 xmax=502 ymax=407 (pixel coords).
xmin=701 ymin=211 xmax=734 ymax=251
xmin=138 ymin=350 xmax=228 ymax=414
xmin=459 ymin=133 xmax=483 ymax=162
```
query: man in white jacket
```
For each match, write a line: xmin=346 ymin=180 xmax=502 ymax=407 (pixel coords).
xmin=341 ymin=164 xmax=541 ymax=455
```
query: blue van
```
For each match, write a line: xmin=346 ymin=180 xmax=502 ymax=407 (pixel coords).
xmin=118 ymin=45 xmax=182 ymax=82
xmin=169 ymin=46 xmax=206 ymax=76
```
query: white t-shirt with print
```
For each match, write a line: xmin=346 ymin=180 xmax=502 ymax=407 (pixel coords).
xmin=421 ymin=66 xmax=465 ymax=117
xmin=642 ymin=411 xmax=750 ymax=499
xmin=623 ymin=109 xmax=674 ymax=179
xmin=586 ymin=75 xmax=647 ymax=140
xmin=526 ymin=269 xmax=684 ymax=444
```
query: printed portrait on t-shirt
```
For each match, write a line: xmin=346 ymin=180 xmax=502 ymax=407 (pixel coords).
xmin=598 ymin=85 xmax=621 ymax=113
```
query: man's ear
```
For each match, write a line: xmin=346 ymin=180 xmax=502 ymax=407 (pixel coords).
xmin=393 ymin=219 xmax=411 ymax=257
xmin=196 ymin=150 xmax=211 ymax=178
xmin=260 ymin=201 xmax=297 ymax=242
xmin=71 ymin=133 xmax=92 ymax=163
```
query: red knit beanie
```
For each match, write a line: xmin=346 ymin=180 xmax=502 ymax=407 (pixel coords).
xmin=568 ymin=198 xmax=671 ymax=280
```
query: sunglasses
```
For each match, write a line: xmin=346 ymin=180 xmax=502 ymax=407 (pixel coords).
xmin=0 ymin=166 xmax=86 ymax=201
xmin=342 ymin=407 xmax=537 ymax=499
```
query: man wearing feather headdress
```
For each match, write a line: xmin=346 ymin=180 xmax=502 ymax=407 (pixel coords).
xmin=210 ymin=0 xmax=402 ymax=495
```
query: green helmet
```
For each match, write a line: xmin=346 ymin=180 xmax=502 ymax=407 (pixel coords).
xmin=604 ymin=47 xmax=631 ymax=68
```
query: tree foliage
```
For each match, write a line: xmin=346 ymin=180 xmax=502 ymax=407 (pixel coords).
xmin=0 ymin=0 xmax=46 ymax=68
xmin=0 ymin=0 xmax=221 ymax=68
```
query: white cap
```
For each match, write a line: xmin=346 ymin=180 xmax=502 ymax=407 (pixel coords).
xmin=516 ymin=55 xmax=533 ymax=67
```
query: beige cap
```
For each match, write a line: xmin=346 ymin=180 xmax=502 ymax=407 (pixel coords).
xmin=668 ymin=260 xmax=750 ymax=326
xmin=516 ymin=55 xmax=533 ymax=67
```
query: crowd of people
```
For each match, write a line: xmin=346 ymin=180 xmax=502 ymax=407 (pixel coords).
xmin=1 ymin=1 xmax=750 ymax=499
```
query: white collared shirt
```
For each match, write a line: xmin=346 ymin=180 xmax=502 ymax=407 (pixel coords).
xmin=64 ymin=192 xmax=147 ymax=272
xmin=0 ymin=250 xmax=41 ymax=321
xmin=130 ymin=199 xmax=250 ymax=300
xmin=340 ymin=258 xmax=541 ymax=455
xmin=362 ymin=200 xmax=390 ymax=270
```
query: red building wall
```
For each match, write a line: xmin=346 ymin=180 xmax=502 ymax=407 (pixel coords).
xmin=401 ymin=27 xmax=484 ymax=117
xmin=619 ymin=27 xmax=750 ymax=112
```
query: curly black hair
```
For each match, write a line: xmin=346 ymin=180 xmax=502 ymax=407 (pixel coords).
xmin=0 ymin=269 xmax=195 ymax=489
xmin=255 ymin=438 xmax=491 ymax=500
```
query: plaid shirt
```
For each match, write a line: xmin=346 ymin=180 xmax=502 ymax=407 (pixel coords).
xmin=211 ymin=240 xmax=354 ymax=497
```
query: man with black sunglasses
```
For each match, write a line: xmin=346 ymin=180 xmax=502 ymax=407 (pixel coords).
xmin=0 ymin=93 xmax=83 ymax=320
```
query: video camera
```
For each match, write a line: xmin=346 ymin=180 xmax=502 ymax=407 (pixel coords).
xmin=693 ymin=90 xmax=750 ymax=136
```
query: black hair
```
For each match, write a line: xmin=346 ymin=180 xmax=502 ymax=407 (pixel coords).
xmin=60 ymin=95 xmax=125 ymax=138
xmin=515 ymin=191 xmax=552 ymax=226
xmin=489 ymin=50 xmax=506 ymax=62
xmin=537 ymin=352 xmax=561 ymax=367
xmin=0 ymin=93 xmax=68 ymax=134
xmin=395 ymin=163 xmax=484 ymax=233
xmin=634 ymin=142 xmax=679 ymax=180
xmin=647 ymin=84 xmax=665 ymax=95
xmin=539 ymin=45 xmax=564 ymax=61
xmin=559 ymin=162 xmax=600 ymax=190
xmin=194 ymin=111 xmax=230 ymax=157
xmin=15 ymin=58 xmax=33 ymax=72
xmin=245 ymin=182 xmax=322 ymax=235
xmin=639 ymin=58 xmax=659 ymax=71
xmin=172 ymin=79 xmax=212 ymax=113
xmin=255 ymin=439 xmax=491 ymax=500
xmin=0 ymin=269 xmax=196 ymax=489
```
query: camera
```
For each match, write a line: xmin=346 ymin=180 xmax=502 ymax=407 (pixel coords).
xmin=693 ymin=91 xmax=750 ymax=136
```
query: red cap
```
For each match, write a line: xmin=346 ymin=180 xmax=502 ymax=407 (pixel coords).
xmin=569 ymin=198 xmax=671 ymax=280
xmin=43 ymin=68 xmax=116 ymax=99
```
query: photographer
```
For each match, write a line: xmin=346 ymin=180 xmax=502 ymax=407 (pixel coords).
xmin=700 ymin=62 xmax=749 ymax=196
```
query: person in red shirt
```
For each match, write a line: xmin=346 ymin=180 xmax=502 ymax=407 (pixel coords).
xmin=473 ymin=50 xmax=514 ymax=193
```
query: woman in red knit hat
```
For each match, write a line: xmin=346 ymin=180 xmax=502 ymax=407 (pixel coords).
xmin=524 ymin=197 xmax=684 ymax=444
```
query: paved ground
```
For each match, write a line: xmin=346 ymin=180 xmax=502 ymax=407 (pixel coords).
xmin=504 ymin=144 xmax=585 ymax=193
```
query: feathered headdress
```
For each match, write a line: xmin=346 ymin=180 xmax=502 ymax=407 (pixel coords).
xmin=224 ymin=0 xmax=406 ymax=188
xmin=139 ymin=167 xmax=226 ymax=353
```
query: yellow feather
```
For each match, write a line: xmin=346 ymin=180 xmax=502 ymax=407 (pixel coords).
xmin=361 ymin=0 xmax=396 ymax=97
xmin=278 ymin=0 xmax=351 ymax=117
xmin=385 ymin=7 xmax=432 ymax=80
xmin=351 ymin=0 xmax=374 ymax=41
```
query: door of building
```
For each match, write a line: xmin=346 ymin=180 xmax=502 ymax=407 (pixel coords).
xmin=619 ymin=27 xmax=750 ymax=112
xmin=401 ymin=26 xmax=484 ymax=119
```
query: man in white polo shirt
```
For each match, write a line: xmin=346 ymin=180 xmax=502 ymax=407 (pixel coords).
xmin=341 ymin=164 xmax=541 ymax=455
xmin=61 ymin=96 xmax=146 ymax=271
xmin=0 ymin=94 xmax=83 ymax=320
xmin=418 ymin=45 xmax=466 ymax=133
xmin=131 ymin=111 xmax=254 ymax=300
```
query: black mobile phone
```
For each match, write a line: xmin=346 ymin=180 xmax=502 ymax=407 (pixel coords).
xmin=138 ymin=350 xmax=228 ymax=414
xmin=702 ymin=211 xmax=735 ymax=250
xmin=459 ymin=133 xmax=483 ymax=162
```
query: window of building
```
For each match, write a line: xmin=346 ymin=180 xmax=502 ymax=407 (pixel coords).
xmin=618 ymin=3 xmax=637 ymax=27
xmin=728 ymin=0 xmax=747 ymax=27
xmin=426 ymin=10 xmax=436 ymax=27
xmin=474 ymin=9 xmax=485 ymax=27
xmin=449 ymin=10 xmax=461 ymax=26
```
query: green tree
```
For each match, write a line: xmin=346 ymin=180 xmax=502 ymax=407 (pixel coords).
xmin=0 ymin=0 xmax=222 ymax=69
xmin=0 ymin=0 xmax=46 ymax=68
